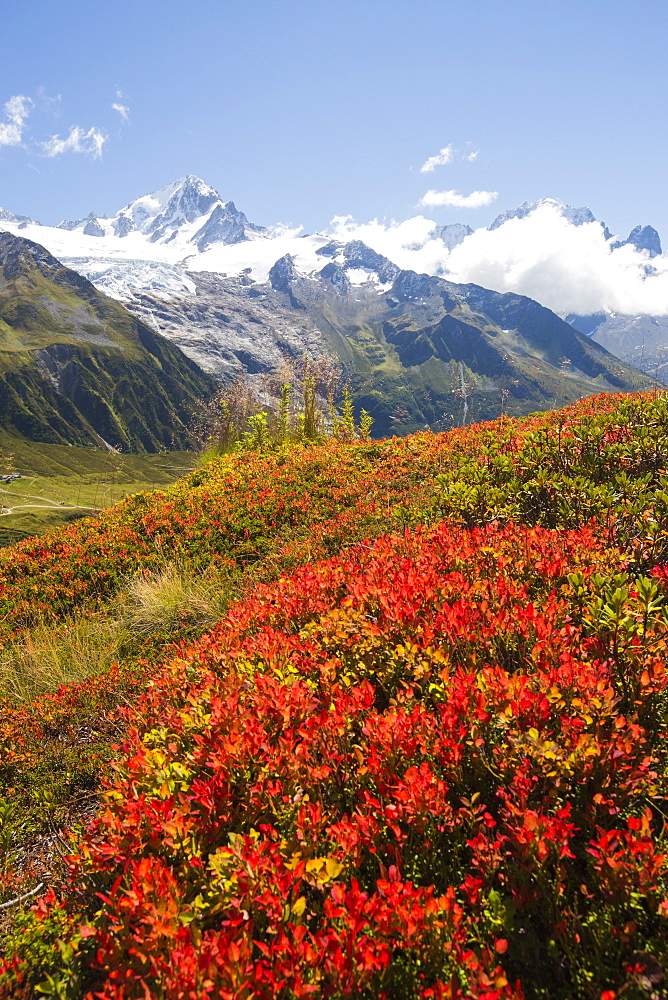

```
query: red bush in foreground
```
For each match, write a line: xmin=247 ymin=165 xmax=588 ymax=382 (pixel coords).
xmin=7 ymin=519 xmax=668 ymax=998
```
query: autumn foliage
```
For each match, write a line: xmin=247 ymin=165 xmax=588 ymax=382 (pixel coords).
xmin=3 ymin=392 xmax=668 ymax=998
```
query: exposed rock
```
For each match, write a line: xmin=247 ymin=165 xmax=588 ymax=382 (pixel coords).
xmin=619 ymin=225 xmax=662 ymax=257
xmin=82 ymin=214 xmax=105 ymax=238
xmin=433 ymin=223 xmax=473 ymax=250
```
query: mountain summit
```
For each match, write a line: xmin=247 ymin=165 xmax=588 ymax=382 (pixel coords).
xmin=56 ymin=175 xmax=266 ymax=253
xmin=489 ymin=198 xmax=600 ymax=231
xmin=611 ymin=224 xmax=662 ymax=258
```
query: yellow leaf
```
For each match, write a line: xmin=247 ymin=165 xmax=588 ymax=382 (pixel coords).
xmin=325 ymin=858 xmax=343 ymax=880
xmin=305 ymin=856 xmax=343 ymax=885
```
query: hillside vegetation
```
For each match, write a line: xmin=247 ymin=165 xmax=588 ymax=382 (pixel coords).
xmin=0 ymin=232 xmax=217 ymax=452
xmin=0 ymin=438 xmax=197 ymax=545
xmin=1 ymin=392 xmax=668 ymax=998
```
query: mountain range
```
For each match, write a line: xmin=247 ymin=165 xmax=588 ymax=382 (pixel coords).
xmin=2 ymin=179 xmax=662 ymax=287
xmin=0 ymin=176 xmax=661 ymax=442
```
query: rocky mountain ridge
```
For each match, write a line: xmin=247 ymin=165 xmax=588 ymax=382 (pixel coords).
xmin=0 ymin=178 xmax=662 ymax=297
xmin=4 ymin=175 xmax=660 ymax=431
xmin=116 ymin=240 xmax=653 ymax=436
xmin=54 ymin=175 xmax=267 ymax=253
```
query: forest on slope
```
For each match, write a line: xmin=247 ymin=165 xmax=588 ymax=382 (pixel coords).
xmin=1 ymin=392 xmax=668 ymax=998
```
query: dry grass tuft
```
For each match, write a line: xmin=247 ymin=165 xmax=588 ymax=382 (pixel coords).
xmin=0 ymin=614 xmax=131 ymax=702
xmin=121 ymin=561 xmax=231 ymax=635
xmin=0 ymin=560 xmax=233 ymax=702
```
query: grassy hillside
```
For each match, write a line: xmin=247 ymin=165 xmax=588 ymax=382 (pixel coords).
xmin=0 ymin=437 xmax=197 ymax=545
xmin=0 ymin=232 xmax=217 ymax=451
xmin=271 ymin=264 xmax=655 ymax=435
xmin=1 ymin=392 xmax=668 ymax=997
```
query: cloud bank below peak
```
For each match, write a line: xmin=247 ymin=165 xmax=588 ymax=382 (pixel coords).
xmin=327 ymin=202 xmax=668 ymax=317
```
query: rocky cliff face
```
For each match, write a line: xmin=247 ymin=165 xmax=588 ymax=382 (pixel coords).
xmin=586 ymin=313 xmax=668 ymax=380
xmin=613 ymin=225 xmax=662 ymax=258
xmin=112 ymin=246 xmax=653 ymax=437
xmin=124 ymin=269 xmax=326 ymax=379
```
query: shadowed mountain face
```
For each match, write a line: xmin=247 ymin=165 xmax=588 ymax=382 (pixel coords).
xmin=565 ymin=310 xmax=668 ymax=383
xmin=303 ymin=266 xmax=652 ymax=435
xmin=114 ymin=246 xmax=653 ymax=437
xmin=0 ymin=232 xmax=217 ymax=451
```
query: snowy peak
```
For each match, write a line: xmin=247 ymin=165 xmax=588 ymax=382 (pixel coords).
xmin=489 ymin=198 xmax=597 ymax=231
xmin=191 ymin=199 xmax=265 ymax=252
xmin=488 ymin=200 xmax=664 ymax=260
xmin=612 ymin=225 xmax=662 ymax=258
xmin=0 ymin=206 xmax=37 ymax=228
xmin=55 ymin=175 xmax=266 ymax=252
xmin=315 ymin=239 xmax=400 ymax=284
xmin=118 ymin=175 xmax=220 ymax=242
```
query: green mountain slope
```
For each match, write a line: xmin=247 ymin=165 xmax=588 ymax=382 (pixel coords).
xmin=0 ymin=231 xmax=217 ymax=451
xmin=262 ymin=254 xmax=655 ymax=435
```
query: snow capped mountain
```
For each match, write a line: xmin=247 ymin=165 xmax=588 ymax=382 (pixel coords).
xmin=0 ymin=180 xmax=660 ymax=428
xmin=487 ymin=200 xmax=662 ymax=260
xmin=0 ymin=176 xmax=280 ymax=298
xmin=489 ymin=198 xmax=599 ymax=231
xmin=0 ymin=206 xmax=38 ymax=228
xmin=0 ymin=179 xmax=665 ymax=326
xmin=54 ymin=175 xmax=266 ymax=254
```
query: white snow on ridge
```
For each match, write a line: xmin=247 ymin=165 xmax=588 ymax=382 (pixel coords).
xmin=187 ymin=232 xmax=330 ymax=282
xmin=1 ymin=218 xmax=187 ymax=264
xmin=2 ymin=177 xmax=668 ymax=317
xmin=60 ymin=258 xmax=197 ymax=301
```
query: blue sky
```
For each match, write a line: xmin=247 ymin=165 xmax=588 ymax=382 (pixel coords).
xmin=1 ymin=0 xmax=667 ymax=240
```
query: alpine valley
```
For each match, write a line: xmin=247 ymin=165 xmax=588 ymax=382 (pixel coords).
xmin=0 ymin=176 xmax=659 ymax=440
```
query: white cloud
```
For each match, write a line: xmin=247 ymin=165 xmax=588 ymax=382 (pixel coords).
xmin=444 ymin=204 xmax=668 ymax=316
xmin=36 ymin=87 xmax=61 ymax=111
xmin=323 ymin=201 xmax=668 ymax=316
xmin=420 ymin=145 xmax=455 ymax=173
xmin=42 ymin=125 xmax=106 ymax=159
xmin=420 ymin=143 xmax=480 ymax=172
xmin=419 ymin=188 xmax=498 ymax=209
xmin=0 ymin=95 xmax=33 ymax=147
xmin=0 ymin=91 xmax=113 ymax=162
xmin=112 ymin=102 xmax=129 ymax=122
xmin=328 ymin=214 xmax=446 ymax=274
